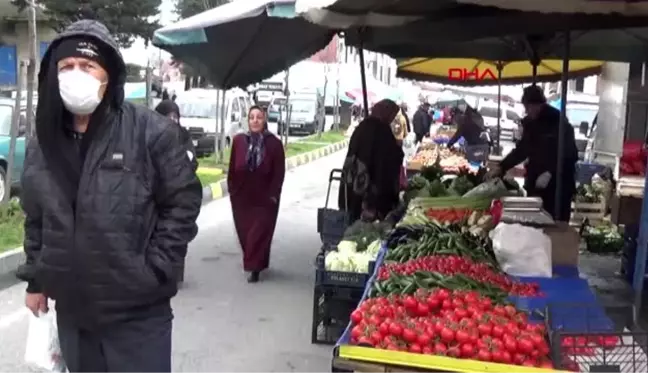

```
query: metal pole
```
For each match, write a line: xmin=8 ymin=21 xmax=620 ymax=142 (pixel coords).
xmin=554 ymin=31 xmax=570 ymax=219
xmin=214 ymin=89 xmax=221 ymax=160
xmin=25 ymin=0 xmax=38 ymax=140
xmin=496 ymin=62 xmax=503 ymax=156
xmin=218 ymin=90 xmax=226 ymax=164
xmin=3 ymin=61 xmax=26 ymax=204
xmin=283 ymin=68 xmax=291 ymax=146
xmin=285 ymin=104 xmax=293 ymax=147
xmin=358 ymin=30 xmax=369 ymax=117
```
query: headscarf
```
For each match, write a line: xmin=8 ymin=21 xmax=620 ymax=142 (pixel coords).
xmin=245 ymin=105 xmax=271 ymax=171
xmin=370 ymin=99 xmax=400 ymax=125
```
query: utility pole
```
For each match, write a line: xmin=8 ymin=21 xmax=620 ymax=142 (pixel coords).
xmin=283 ymin=68 xmax=291 ymax=147
xmin=25 ymin=0 xmax=38 ymax=139
xmin=4 ymin=62 xmax=26 ymax=204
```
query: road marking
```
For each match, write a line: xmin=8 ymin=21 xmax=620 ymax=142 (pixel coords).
xmin=0 ymin=308 xmax=28 ymax=329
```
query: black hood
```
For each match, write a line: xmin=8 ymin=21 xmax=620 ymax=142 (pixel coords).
xmin=35 ymin=20 xmax=126 ymax=205
xmin=37 ymin=20 xmax=126 ymax=113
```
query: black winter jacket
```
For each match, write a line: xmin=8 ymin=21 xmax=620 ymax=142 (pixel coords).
xmin=16 ymin=20 xmax=202 ymax=328
xmin=412 ymin=107 xmax=432 ymax=137
xmin=500 ymin=104 xmax=578 ymax=186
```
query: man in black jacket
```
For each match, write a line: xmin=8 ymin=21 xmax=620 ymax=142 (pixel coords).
xmin=491 ymin=85 xmax=578 ymax=221
xmin=412 ymin=102 xmax=432 ymax=144
xmin=16 ymin=20 xmax=202 ymax=372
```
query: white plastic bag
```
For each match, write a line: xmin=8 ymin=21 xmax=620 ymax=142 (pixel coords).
xmin=490 ymin=223 xmax=552 ymax=278
xmin=25 ymin=310 xmax=67 ymax=372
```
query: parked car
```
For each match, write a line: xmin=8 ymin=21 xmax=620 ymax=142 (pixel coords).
xmin=0 ymin=97 xmax=32 ymax=201
xmin=476 ymin=101 xmax=522 ymax=145
xmin=175 ymin=88 xmax=252 ymax=157
xmin=267 ymin=95 xmax=287 ymax=135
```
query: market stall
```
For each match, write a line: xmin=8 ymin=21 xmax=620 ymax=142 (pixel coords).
xmin=312 ymin=162 xmax=646 ymax=373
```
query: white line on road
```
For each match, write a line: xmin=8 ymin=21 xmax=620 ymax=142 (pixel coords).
xmin=0 ymin=308 xmax=28 ymax=330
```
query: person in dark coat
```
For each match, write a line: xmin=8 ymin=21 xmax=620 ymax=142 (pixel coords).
xmin=492 ymin=85 xmax=578 ymax=222
xmin=339 ymin=99 xmax=405 ymax=222
xmin=228 ymin=106 xmax=286 ymax=283
xmin=447 ymin=104 xmax=489 ymax=148
xmin=155 ymin=99 xmax=198 ymax=172
xmin=412 ymin=102 xmax=432 ymax=144
xmin=16 ymin=20 xmax=202 ymax=372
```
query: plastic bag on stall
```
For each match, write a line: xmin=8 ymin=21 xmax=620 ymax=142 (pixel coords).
xmin=24 ymin=310 xmax=67 ymax=372
xmin=462 ymin=178 xmax=510 ymax=199
xmin=402 ymin=132 xmax=417 ymax=160
xmin=489 ymin=223 xmax=552 ymax=278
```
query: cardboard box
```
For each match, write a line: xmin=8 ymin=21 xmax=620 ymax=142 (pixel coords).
xmin=544 ymin=222 xmax=580 ymax=267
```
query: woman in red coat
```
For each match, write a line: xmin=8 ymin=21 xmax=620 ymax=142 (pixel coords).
xmin=228 ymin=106 xmax=286 ymax=283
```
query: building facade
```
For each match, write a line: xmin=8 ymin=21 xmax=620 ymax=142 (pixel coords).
xmin=307 ymin=34 xmax=398 ymax=86
xmin=0 ymin=1 xmax=56 ymax=89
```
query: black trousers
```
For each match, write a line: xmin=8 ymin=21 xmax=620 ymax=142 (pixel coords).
xmin=57 ymin=307 xmax=173 ymax=372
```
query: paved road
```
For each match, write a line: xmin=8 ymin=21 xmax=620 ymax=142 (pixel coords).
xmin=0 ymin=151 xmax=346 ymax=372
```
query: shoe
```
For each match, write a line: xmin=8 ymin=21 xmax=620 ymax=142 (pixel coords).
xmin=247 ymin=271 xmax=259 ymax=283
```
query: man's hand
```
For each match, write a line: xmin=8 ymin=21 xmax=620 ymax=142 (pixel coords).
xmin=25 ymin=293 xmax=48 ymax=316
xmin=486 ymin=165 xmax=502 ymax=180
xmin=535 ymin=172 xmax=552 ymax=189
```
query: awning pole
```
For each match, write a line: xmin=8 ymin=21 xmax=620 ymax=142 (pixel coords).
xmin=496 ymin=62 xmax=503 ymax=156
xmin=554 ymin=32 xmax=570 ymax=220
xmin=358 ymin=29 xmax=370 ymax=117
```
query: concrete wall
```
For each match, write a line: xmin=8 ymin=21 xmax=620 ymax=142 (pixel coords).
xmin=0 ymin=20 xmax=57 ymax=86
xmin=593 ymin=62 xmax=629 ymax=163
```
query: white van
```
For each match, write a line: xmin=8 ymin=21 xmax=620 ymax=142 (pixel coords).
xmin=476 ymin=101 xmax=522 ymax=144
xmin=175 ymin=88 xmax=252 ymax=155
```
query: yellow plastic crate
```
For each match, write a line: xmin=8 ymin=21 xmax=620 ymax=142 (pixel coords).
xmin=338 ymin=344 xmax=567 ymax=373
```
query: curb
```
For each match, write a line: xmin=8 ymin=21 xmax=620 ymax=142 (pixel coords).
xmin=200 ymin=138 xmax=349 ymax=204
xmin=0 ymin=247 xmax=24 ymax=277
xmin=0 ymin=139 xmax=350 ymax=278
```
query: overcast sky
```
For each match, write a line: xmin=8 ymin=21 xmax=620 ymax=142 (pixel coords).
xmin=121 ymin=0 xmax=175 ymax=66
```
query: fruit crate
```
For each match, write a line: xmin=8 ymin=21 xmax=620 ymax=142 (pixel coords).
xmin=311 ymin=284 xmax=364 ymax=345
xmin=315 ymin=251 xmax=375 ymax=289
xmin=548 ymin=304 xmax=648 ymax=372
xmin=571 ymin=199 xmax=606 ymax=226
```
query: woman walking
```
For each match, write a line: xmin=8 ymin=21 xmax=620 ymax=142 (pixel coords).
xmin=228 ymin=106 xmax=286 ymax=283
xmin=340 ymin=99 xmax=405 ymax=222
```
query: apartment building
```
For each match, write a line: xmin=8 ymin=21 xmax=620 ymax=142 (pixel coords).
xmin=0 ymin=1 xmax=56 ymax=89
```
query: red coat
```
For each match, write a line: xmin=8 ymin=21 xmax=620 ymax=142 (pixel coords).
xmin=227 ymin=133 xmax=285 ymax=272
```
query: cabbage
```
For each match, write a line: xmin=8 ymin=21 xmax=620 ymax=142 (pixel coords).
xmin=366 ymin=240 xmax=382 ymax=256
xmin=325 ymin=250 xmax=374 ymax=273
xmin=337 ymin=240 xmax=358 ymax=255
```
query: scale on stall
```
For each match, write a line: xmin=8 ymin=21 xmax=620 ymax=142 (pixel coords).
xmin=499 ymin=196 xmax=556 ymax=227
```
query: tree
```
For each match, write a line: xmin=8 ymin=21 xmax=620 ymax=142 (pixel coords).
xmin=125 ymin=62 xmax=144 ymax=82
xmin=174 ymin=0 xmax=230 ymax=20
xmin=11 ymin=0 xmax=162 ymax=48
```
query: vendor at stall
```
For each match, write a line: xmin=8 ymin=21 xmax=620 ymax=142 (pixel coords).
xmin=446 ymin=103 xmax=489 ymax=148
xmin=490 ymin=85 xmax=578 ymax=222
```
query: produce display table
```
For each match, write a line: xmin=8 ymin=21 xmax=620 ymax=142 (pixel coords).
xmin=331 ymin=245 xmax=647 ymax=373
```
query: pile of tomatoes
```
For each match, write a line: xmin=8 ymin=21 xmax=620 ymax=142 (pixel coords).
xmin=425 ymin=208 xmax=475 ymax=223
xmin=377 ymin=255 xmax=543 ymax=297
xmin=349 ymin=289 xmax=555 ymax=369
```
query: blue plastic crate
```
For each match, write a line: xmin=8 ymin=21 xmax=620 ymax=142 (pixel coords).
xmin=576 ymin=162 xmax=608 ymax=185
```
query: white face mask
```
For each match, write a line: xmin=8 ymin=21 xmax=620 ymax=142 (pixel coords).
xmin=58 ymin=69 xmax=106 ymax=115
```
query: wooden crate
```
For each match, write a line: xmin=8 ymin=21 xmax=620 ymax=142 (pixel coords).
xmin=571 ymin=199 xmax=606 ymax=225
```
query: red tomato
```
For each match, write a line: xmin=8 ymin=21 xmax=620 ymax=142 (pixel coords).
xmin=476 ymin=349 xmax=492 ymax=362
xmin=417 ymin=332 xmax=432 ymax=347
xmin=409 ymin=344 xmax=422 ymax=354
xmin=440 ymin=328 xmax=456 ymax=344
xmin=416 ymin=303 xmax=431 ymax=316
xmin=378 ymin=322 xmax=390 ymax=335
xmin=517 ymin=338 xmax=535 ymax=355
xmin=447 ymin=346 xmax=461 ymax=358
xmin=350 ymin=310 xmax=364 ymax=324
xmin=434 ymin=342 xmax=448 ymax=355
xmin=402 ymin=328 xmax=417 ymax=343
xmin=491 ymin=325 xmax=505 ymax=338
xmin=460 ymin=343 xmax=475 ymax=358
xmin=426 ymin=296 xmax=440 ymax=310
xmin=357 ymin=336 xmax=374 ymax=346
xmin=477 ymin=323 xmax=493 ymax=336
xmin=388 ymin=322 xmax=403 ymax=337
xmin=455 ymin=329 xmax=471 ymax=344
xmin=386 ymin=344 xmax=399 ymax=351
xmin=503 ymin=337 xmax=517 ymax=353
xmin=403 ymin=296 xmax=418 ymax=310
